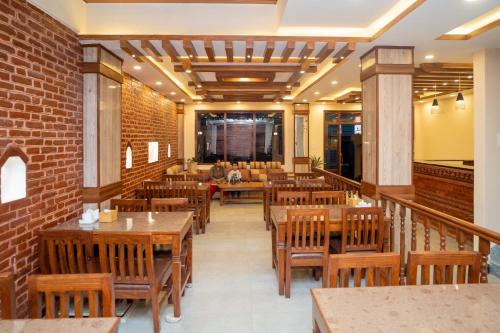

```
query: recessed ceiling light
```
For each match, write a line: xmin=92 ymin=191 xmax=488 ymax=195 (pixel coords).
xmin=155 ymin=81 xmax=162 ymax=86
xmin=303 ymin=56 xmax=307 ymax=59
xmin=340 ymin=56 xmax=345 ymax=60
xmin=443 ymin=82 xmax=447 ymax=86
xmin=133 ymin=65 xmax=141 ymax=70
xmin=170 ymin=92 xmax=176 ymax=96
xmin=181 ymin=99 xmax=185 ymax=102
xmin=132 ymin=54 xmax=136 ymax=58
xmin=331 ymin=81 xmax=338 ymax=85
xmin=342 ymin=102 xmax=346 ymax=105
xmin=237 ymin=101 xmax=241 ymax=104
xmin=415 ymin=90 xmax=419 ymax=93
xmin=196 ymin=84 xmax=202 ymax=88
xmin=299 ymin=70 xmax=305 ymax=74
xmin=186 ymin=69 xmax=192 ymax=73
xmin=286 ymin=85 xmax=292 ymax=89
xmin=189 ymin=54 xmax=193 ymax=58
xmin=425 ymin=54 xmax=434 ymax=60
xmin=454 ymin=79 xmax=459 ymax=82
xmin=314 ymin=91 xmax=320 ymax=95
xmin=302 ymin=99 xmax=307 ymax=102
xmin=423 ymin=88 xmax=428 ymax=91
xmin=468 ymin=75 xmax=473 ymax=79
xmin=246 ymin=55 xmax=251 ymax=58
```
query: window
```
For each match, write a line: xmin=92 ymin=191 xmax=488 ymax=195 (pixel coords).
xmin=0 ymin=145 xmax=28 ymax=204
xmin=196 ymin=111 xmax=284 ymax=163
xmin=125 ymin=143 xmax=133 ymax=169
xmin=148 ymin=141 xmax=159 ymax=163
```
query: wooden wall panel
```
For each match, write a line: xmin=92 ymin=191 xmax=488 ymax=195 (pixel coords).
xmin=362 ymin=76 xmax=377 ymax=184
xmin=83 ymin=74 xmax=98 ymax=187
xmin=378 ymin=74 xmax=412 ymax=185
xmin=377 ymin=48 xmax=413 ymax=65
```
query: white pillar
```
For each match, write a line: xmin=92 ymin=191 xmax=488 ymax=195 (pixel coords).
xmin=473 ymin=49 xmax=500 ymax=233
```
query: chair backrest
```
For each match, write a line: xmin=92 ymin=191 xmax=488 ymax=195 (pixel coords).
xmin=186 ymin=173 xmax=209 ymax=182
xmin=110 ymin=199 xmax=147 ymax=212
xmin=240 ymin=169 xmax=251 ymax=182
xmin=294 ymin=172 xmax=315 ymax=181
xmin=168 ymin=182 xmax=200 ymax=206
xmin=286 ymin=208 xmax=329 ymax=254
xmin=151 ymin=198 xmax=189 ymax=212
xmin=277 ymin=191 xmax=310 ymax=206
xmin=407 ymin=251 xmax=481 ymax=285
xmin=95 ymin=233 xmax=155 ymax=286
xmin=328 ymin=253 xmax=400 ymax=288
xmin=296 ymin=178 xmax=325 ymax=188
xmin=162 ymin=174 xmax=185 ymax=182
xmin=28 ymin=273 xmax=115 ymax=319
xmin=270 ymin=180 xmax=296 ymax=204
xmin=341 ymin=207 xmax=385 ymax=253
xmin=293 ymin=157 xmax=310 ymax=173
xmin=311 ymin=191 xmax=345 ymax=205
xmin=172 ymin=180 xmax=198 ymax=188
xmin=39 ymin=230 xmax=94 ymax=275
xmin=143 ymin=180 xmax=168 ymax=200
xmin=267 ymin=172 xmax=288 ymax=181
xmin=0 ymin=271 xmax=15 ymax=319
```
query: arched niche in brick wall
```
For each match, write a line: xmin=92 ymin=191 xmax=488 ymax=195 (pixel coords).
xmin=125 ymin=142 xmax=133 ymax=169
xmin=0 ymin=144 xmax=28 ymax=204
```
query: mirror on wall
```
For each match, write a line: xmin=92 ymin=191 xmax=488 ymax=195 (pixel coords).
xmin=293 ymin=103 xmax=309 ymax=157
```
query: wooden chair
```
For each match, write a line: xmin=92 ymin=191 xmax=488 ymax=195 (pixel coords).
xmin=110 ymin=199 xmax=147 ymax=212
xmin=337 ymin=207 xmax=385 ymax=254
xmin=266 ymin=180 xmax=296 ymax=230
xmin=162 ymin=174 xmax=185 ymax=182
xmin=297 ymin=178 xmax=325 ymax=188
xmin=285 ymin=208 xmax=330 ymax=298
xmin=267 ymin=172 xmax=288 ymax=181
xmin=0 ymin=271 xmax=15 ymax=319
xmin=172 ymin=180 xmax=198 ymax=187
xmin=293 ymin=156 xmax=310 ymax=173
xmin=143 ymin=180 xmax=168 ymax=202
xmin=151 ymin=198 xmax=189 ymax=212
xmin=95 ymin=233 xmax=171 ymax=333
xmin=407 ymin=251 xmax=481 ymax=285
xmin=38 ymin=230 xmax=95 ymax=274
xmin=168 ymin=183 xmax=204 ymax=234
xmin=186 ymin=173 xmax=209 ymax=182
xmin=277 ymin=191 xmax=310 ymax=206
xmin=327 ymin=253 xmax=400 ymax=288
xmin=311 ymin=191 xmax=345 ymax=205
xmin=294 ymin=172 xmax=315 ymax=181
xmin=28 ymin=273 xmax=115 ymax=319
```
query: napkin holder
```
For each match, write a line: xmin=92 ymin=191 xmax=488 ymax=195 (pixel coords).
xmin=99 ymin=209 xmax=118 ymax=223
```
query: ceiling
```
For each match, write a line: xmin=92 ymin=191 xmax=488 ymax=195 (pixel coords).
xmin=29 ymin=0 xmax=500 ymax=104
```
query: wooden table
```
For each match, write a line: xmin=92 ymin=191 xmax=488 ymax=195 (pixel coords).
xmin=48 ymin=211 xmax=193 ymax=320
xmin=0 ymin=318 xmax=120 ymax=333
xmin=218 ymin=182 xmax=264 ymax=206
xmin=270 ymin=204 xmax=344 ymax=296
xmin=311 ymin=284 xmax=500 ymax=333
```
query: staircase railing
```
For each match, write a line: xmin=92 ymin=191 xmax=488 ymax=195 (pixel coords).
xmin=311 ymin=167 xmax=361 ymax=194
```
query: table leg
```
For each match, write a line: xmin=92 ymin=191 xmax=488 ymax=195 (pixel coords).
xmin=187 ymin=228 xmax=193 ymax=285
xmin=220 ymin=189 xmax=224 ymax=206
xmin=277 ymin=226 xmax=286 ymax=296
xmin=167 ymin=236 xmax=182 ymax=321
xmin=271 ymin=223 xmax=276 ymax=269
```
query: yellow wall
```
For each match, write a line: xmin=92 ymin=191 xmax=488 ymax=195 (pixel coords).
xmin=414 ymin=92 xmax=474 ymax=161
xmin=183 ymin=101 xmax=361 ymax=172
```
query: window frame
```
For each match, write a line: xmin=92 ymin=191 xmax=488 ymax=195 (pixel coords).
xmin=0 ymin=144 xmax=29 ymax=205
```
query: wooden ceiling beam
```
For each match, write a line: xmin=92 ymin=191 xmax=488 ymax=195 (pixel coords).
xmin=180 ymin=59 xmax=202 ymax=86
xmin=183 ymin=40 xmax=199 ymax=62
xmin=161 ymin=40 xmax=180 ymax=62
xmin=315 ymin=41 xmax=336 ymax=64
xmin=120 ymin=40 xmax=145 ymax=62
xmin=281 ymin=41 xmax=294 ymax=63
xmin=173 ymin=64 xmax=316 ymax=73
xmin=188 ymin=81 xmax=297 ymax=88
xmin=141 ymin=40 xmax=163 ymax=62
xmin=199 ymin=90 xmax=290 ymax=96
xmin=81 ymin=35 xmax=366 ymax=43
xmin=204 ymin=39 xmax=215 ymax=62
xmin=245 ymin=40 xmax=254 ymax=63
xmin=263 ymin=41 xmax=275 ymax=63
xmin=225 ymin=40 xmax=233 ymax=62
xmin=298 ymin=41 xmax=315 ymax=64
xmin=332 ymin=42 xmax=355 ymax=64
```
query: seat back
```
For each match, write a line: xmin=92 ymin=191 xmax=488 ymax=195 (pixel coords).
xmin=311 ymin=191 xmax=344 ymax=205
xmin=286 ymin=208 xmax=329 ymax=255
xmin=294 ymin=173 xmax=315 ymax=181
xmin=110 ymin=199 xmax=147 ymax=212
xmin=95 ymin=233 xmax=155 ymax=286
xmin=186 ymin=173 xmax=209 ymax=182
xmin=267 ymin=172 xmax=288 ymax=181
xmin=341 ymin=207 xmax=385 ymax=253
xmin=162 ymin=174 xmax=185 ymax=182
xmin=328 ymin=253 xmax=400 ymax=288
xmin=270 ymin=180 xmax=296 ymax=204
xmin=39 ymin=230 xmax=94 ymax=274
xmin=0 ymin=271 xmax=15 ymax=319
xmin=296 ymin=178 xmax=325 ymax=188
xmin=293 ymin=157 xmax=310 ymax=173
xmin=28 ymin=273 xmax=115 ymax=319
xmin=143 ymin=180 xmax=167 ymax=200
xmin=277 ymin=191 xmax=310 ymax=206
xmin=407 ymin=251 xmax=481 ymax=285
xmin=168 ymin=182 xmax=200 ymax=207
xmin=151 ymin=198 xmax=189 ymax=212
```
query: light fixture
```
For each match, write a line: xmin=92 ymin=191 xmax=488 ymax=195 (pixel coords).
xmin=303 ymin=55 xmax=307 ymax=59
xmin=108 ymin=85 xmax=117 ymax=89
xmin=133 ymin=65 xmax=141 ymax=70
xmin=314 ymin=91 xmax=320 ymax=95
xmin=246 ymin=55 xmax=251 ymax=59
xmin=186 ymin=69 xmax=192 ymax=74
xmin=196 ymin=84 xmax=202 ymax=88
xmin=456 ymin=73 xmax=465 ymax=110
xmin=302 ymin=99 xmax=307 ymax=102
xmin=170 ymin=92 xmax=176 ymax=96
xmin=236 ymin=101 xmax=241 ymax=104
xmin=181 ymin=99 xmax=185 ymax=102
xmin=423 ymin=88 xmax=427 ymax=91
xmin=415 ymin=90 xmax=419 ymax=93
xmin=155 ymin=81 xmax=162 ymax=86
xmin=431 ymin=83 xmax=439 ymax=114
xmin=425 ymin=54 xmax=434 ymax=60
xmin=189 ymin=54 xmax=193 ymax=58
xmin=286 ymin=85 xmax=292 ymax=89
xmin=299 ymin=70 xmax=305 ymax=74
xmin=340 ymin=56 xmax=344 ymax=60
xmin=442 ymin=82 xmax=447 ymax=86
xmin=331 ymin=81 xmax=338 ymax=85
xmin=467 ymin=75 xmax=473 ymax=79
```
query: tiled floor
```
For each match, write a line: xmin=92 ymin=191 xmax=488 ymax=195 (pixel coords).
xmin=120 ymin=201 xmax=318 ymax=333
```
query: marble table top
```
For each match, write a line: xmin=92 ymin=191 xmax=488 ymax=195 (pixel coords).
xmin=0 ymin=318 xmax=120 ymax=333
xmin=312 ymin=284 xmax=500 ymax=333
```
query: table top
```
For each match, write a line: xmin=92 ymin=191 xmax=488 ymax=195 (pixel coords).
xmin=270 ymin=205 xmax=346 ymax=225
xmin=49 ymin=211 xmax=193 ymax=235
xmin=218 ymin=182 xmax=264 ymax=190
xmin=0 ymin=318 xmax=120 ymax=333
xmin=311 ymin=284 xmax=500 ymax=333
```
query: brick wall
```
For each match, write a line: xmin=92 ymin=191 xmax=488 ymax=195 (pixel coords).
xmin=121 ymin=75 xmax=178 ymax=198
xmin=0 ymin=0 xmax=83 ymax=316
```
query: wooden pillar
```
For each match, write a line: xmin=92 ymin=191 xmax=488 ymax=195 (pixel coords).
xmin=176 ymin=102 xmax=185 ymax=167
xmin=82 ymin=45 xmax=123 ymax=209
xmin=293 ymin=103 xmax=310 ymax=173
xmin=360 ymin=46 xmax=415 ymax=198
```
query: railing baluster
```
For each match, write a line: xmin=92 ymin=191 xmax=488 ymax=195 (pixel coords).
xmin=457 ymin=230 xmax=465 ymax=251
xmin=399 ymin=205 xmax=406 ymax=285
xmin=424 ymin=217 xmax=431 ymax=251
xmin=478 ymin=237 xmax=490 ymax=283
xmin=439 ymin=223 xmax=447 ymax=250
xmin=389 ymin=202 xmax=395 ymax=252
xmin=411 ymin=211 xmax=417 ymax=251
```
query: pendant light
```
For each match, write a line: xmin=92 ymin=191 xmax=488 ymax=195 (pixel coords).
xmin=456 ymin=73 xmax=465 ymax=110
xmin=431 ymin=84 xmax=439 ymax=114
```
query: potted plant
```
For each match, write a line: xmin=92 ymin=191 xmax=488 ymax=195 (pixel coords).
xmin=310 ymin=155 xmax=324 ymax=169
xmin=187 ymin=156 xmax=200 ymax=173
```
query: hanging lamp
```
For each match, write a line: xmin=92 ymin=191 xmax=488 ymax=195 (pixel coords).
xmin=456 ymin=73 xmax=465 ymax=110
xmin=431 ymin=84 xmax=439 ymax=114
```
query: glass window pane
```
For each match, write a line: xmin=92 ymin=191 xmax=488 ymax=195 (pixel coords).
xmin=256 ymin=112 xmax=283 ymax=162
xmin=226 ymin=113 xmax=254 ymax=163
xmin=196 ymin=112 xmax=224 ymax=163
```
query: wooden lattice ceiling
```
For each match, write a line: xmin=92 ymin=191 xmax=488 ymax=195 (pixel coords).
xmin=413 ymin=63 xmax=473 ymax=100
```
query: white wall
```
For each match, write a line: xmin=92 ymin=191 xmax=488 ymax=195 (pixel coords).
xmin=28 ymin=0 xmax=87 ymax=33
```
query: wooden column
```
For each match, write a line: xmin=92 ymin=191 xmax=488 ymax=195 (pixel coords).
xmin=176 ymin=102 xmax=185 ymax=167
xmin=360 ymin=46 xmax=415 ymax=198
xmin=82 ymin=45 xmax=123 ymax=209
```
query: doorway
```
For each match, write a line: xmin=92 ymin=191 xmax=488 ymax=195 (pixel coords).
xmin=324 ymin=111 xmax=362 ymax=181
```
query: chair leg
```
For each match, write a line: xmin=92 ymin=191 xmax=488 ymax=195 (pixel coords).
xmin=285 ymin=260 xmax=291 ymax=298
xmin=313 ymin=268 xmax=321 ymax=281
xmin=150 ymin=291 xmax=161 ymax=333
xmin=322 ymin=266 xmax=328 ymax=288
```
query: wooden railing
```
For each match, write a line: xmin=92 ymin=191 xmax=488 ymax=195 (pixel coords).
xmin=312 ymin=167 xmax=361 ymax=194
xmin=380 ymin=192 xmax=500 ymax=284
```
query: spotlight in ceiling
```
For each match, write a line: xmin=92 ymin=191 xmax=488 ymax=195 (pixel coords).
xmin=133 ymin=65 xmax=142 ymax=70
xmin=186 ymin=69 xmax=192 ymax=73
xmin=181 ymin=99 xmax=185 ymax=102
xmin=425 ymin=54 xmax=434 ymax=60
xmin=331 ymin=81 xmax=338 ymax=85
xmin=286 ymin=85 xmax=292 ymax=89
xmin=155 ymin=81 xmax=162 ymax=86
xmin=300 ymin=70 xmax=305 ymax=74
xmin=314 ymin=91 xmax=320 ymax=95
xmin=236 ymin=101 xmax=241 ymax=104
xmin=302 ymin=99 xmax=307 ymax=102
xmin=170 ymin=92 xmax=176 ymax=96
xmin=197 ymin=84 xmax=202 ymax=88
